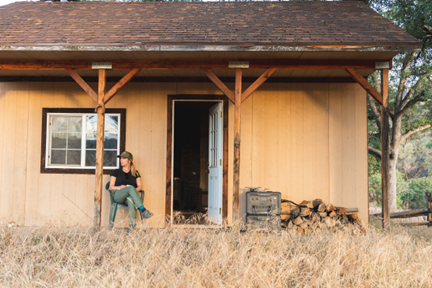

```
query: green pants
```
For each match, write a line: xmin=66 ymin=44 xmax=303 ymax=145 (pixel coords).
xmin=114 ymin=186 xmax=143 ymax=226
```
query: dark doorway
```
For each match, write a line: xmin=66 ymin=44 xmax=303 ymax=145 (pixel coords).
xmin=173 ymin=101 xmax=215 ymax=219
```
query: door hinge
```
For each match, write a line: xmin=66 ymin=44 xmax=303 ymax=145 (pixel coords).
xmin=219 ymin=208 xmax=221 ymax=214
xmin=220 ymin=159 xmax=222 ymax=166
xmin=220 ymin=111 xmax=222 ymax=118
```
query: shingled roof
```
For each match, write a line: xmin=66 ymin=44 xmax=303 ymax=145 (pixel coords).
xmin=0 ymin=1 xmax=421 ymax=51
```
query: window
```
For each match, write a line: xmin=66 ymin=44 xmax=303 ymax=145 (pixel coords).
xmin=41 ymin=108 xmax=126 ymax=174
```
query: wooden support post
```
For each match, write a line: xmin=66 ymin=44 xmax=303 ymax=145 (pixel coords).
xmin=381 ymin=69 xmax=390 ymax=230
xmin=233 ymin=68 xmax=242 ymax=222
xmin=94 ymin=69 xmax=106 ymax=229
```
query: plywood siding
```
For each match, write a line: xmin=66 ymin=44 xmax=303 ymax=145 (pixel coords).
xmin=238 ymin=83 xmax=368 ymax=223
xmin=0 ymin=81 xmax=368 ymax=228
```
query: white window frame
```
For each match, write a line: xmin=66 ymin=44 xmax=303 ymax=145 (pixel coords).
xmin=45 ymin=112 xmax=121 ymax=169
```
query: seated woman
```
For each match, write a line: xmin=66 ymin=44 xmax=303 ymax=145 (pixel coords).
xmin=109 ymin=151 xmax=153 ymax=230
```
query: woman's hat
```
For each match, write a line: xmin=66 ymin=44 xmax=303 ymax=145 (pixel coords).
xmin=117 ymin=151 xmax=133 ymax=160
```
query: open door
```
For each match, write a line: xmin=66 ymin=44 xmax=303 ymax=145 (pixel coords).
xmin=208 ymin=102 xmax=223 ymax=224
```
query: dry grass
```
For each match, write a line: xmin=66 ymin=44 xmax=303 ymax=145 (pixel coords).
xmin=1 ymin=218 xmax=432 ymax=287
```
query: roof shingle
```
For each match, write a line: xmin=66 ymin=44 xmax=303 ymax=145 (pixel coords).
xmin=0 ymin=1 xmax=421 ymax=48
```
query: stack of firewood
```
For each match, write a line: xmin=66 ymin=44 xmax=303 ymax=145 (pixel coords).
xmin=281 ymin=199 xmax=366 ymax=234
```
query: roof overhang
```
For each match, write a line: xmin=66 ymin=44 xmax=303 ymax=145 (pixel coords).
xmin=0 ymin=44 xmax=422 ymax=53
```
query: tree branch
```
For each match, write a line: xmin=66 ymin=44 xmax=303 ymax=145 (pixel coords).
xmin=397 ymin=93 xmax=424 ymax=117
xmin=396 ymin=52 xmax=416 ymax=110
xmin=401 ymin=124 xmax=432 ymax=143
xmin=368 ymin=146 xmax=382 ymax=161
xmin=368 ymin=94 xmax=381 ymax=131
xmin=400 ymin=68 xmax=432 ymax=109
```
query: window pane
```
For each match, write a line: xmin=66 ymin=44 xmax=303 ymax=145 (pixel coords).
xmin=85 ymin=150 xmax=96 ymax=167
xmin=104 ymin=151 xmax=117 ymax=167
xmin=86 ymin=133 xmax=96 ymax=149
xmin=68 ymin=133 xmax=82 ymax=149
xmin=104 ymin=133 xmax=118 ymax=149
xmin=68 ymin=117 xmax=82 ymax=133
xmin=52 ymin=117 xmax=68 ymax=132
xmin=67 ymin=150 xmax=81 ymax=165
xmin=51 ymin=150 xmax=66 ymax=165
xmin=85 ymin=150 xmax=117 ymax=167
xmin=52 ymin=133 xmax=67 ymax=149
xmin=105 ymin=116 xmax=119 ymax=133
xmin=86 ymin=115 xmax=97 ymax=134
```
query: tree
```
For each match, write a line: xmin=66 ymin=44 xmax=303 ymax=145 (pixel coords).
xmin=367 ymin=0 xmax=432 ymax=212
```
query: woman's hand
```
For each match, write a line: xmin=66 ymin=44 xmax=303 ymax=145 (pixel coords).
xmin=118 ymin=185 xmax=127 ymax=190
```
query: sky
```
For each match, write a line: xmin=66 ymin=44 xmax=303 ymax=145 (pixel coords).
xmin=0 ymin=0 xmax=28 ymax=6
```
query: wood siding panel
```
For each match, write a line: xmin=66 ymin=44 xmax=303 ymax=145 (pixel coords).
xmin=277 ymin=83 xmax=291 ymax=198
xmin=0 ymin=82 xmax=368 ymax=228
xmin=355 ymin=84 xmax=369 ymax=222
xmin=1 ymin=84 xmax=18 ymax=222
xmin=290 ymin=84 xmax=305 ymax=203
xmin=315 ymin=84 xmax=330 ymax=204
xmin=341 ymin=83 xmax=357 ymax=208
xmin=329 ymin=84 xmax=344 ymax=207
xmin=0 ymin=83 xmax=5 ymax=222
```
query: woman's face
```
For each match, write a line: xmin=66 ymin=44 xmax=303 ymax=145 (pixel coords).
xmin=120 ymin=157 xmax=131 ymax=167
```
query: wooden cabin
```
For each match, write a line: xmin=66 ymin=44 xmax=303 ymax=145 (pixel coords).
xmin=0 ymin=1 xmax=421 ymax=228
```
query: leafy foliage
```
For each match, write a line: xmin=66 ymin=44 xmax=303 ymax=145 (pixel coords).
xmin=399 ymin=177 xmax=432 ymax=209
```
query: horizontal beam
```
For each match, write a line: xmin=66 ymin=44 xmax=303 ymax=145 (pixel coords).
xmin=0 ymin=76 xmax=359 ymax=83
xmin=0 ymin=59 xmax=391 ymax=70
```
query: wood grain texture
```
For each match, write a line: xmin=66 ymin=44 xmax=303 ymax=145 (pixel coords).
xmin=202 ymin=68 xmax=235 ymax=103
xmin=233 ymin=68 xmax=242 ymax=221
xmin=65 ymin=68 xmax=98 ymax=102
xmin=0 ymin=81 xmax=368 ymax=228
xmin=381 ymin=69 xmax=390 ymax=230
xmin=329 ymin=83 xmax=343 ymax=207
xmin=104 ymin=68 xmax=141 ymax=104
xmin=345 ymin=68 xmax=383 ymax=104
xmin=241 ymin=68 xmax=277 ymax=102
xmin=94 ymin=69 xmax=106 ymax=228
xmin=0 ymin=59 xmax=386 ymax=70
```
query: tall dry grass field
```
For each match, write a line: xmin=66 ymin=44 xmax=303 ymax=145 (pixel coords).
xmin=1 ymin=219 xmax=432 ymax=287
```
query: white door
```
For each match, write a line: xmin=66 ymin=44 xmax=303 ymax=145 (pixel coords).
xmin=208 ymin=102 xmax=223 ymax=225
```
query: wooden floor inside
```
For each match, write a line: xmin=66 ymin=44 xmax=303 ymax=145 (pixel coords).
xmin=172 ymin=212 xmax=219 ymax=226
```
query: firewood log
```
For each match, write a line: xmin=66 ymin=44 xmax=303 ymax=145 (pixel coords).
xmin=287 ymin=220 xmax=294 ymax=229
xmin=328 ymin=211 xmax=337 ymax=218
xmin=312 ymin=199 xmax=322 ymax=208
xmin=326 ymin=204 xmax=336 ymax=212
xmin=311 ymin=213 xmax=320 ymax=223
xmin=293 ymin=216 xmax=304 ymax=226
xmin=299 ymin=200 xmax=314 ymax=209
xmin=317 ymin=203 xmax=327 ymax=212
xmin=300 ymin=222 xmax=309 ymax=229
xmin=300 ymin=207 xmax=312 ymax=217
xmin=336 ymin=207 xmax=347 ymax=215
xmin=319 ymin=212 xmax=327 ymax=218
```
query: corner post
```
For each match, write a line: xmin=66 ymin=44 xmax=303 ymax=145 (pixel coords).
xmin=94 ymin=69 xmax=106 ymax=229
xmin=233 ymin=68 xmax=242 ymax=222
xmin=381 ymin=68 xmax=390 ymax=230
